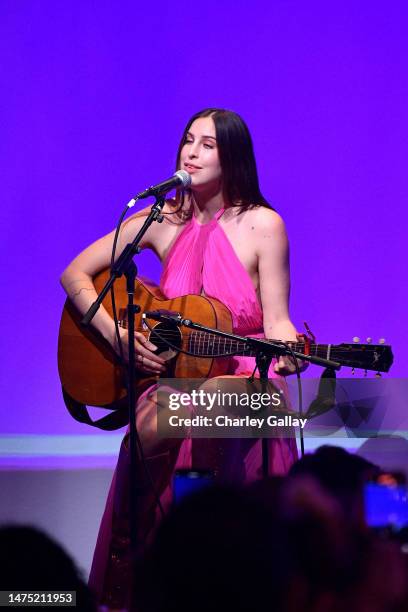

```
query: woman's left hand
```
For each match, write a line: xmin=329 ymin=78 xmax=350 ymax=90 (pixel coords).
xmin=273 ymin=355 xmax=309 ymax=376
xmin=273 ymin=332 xmax=310 ymax=375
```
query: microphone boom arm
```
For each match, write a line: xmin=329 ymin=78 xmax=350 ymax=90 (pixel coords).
xmin=143 ymin=311 xmax=341 ymax=370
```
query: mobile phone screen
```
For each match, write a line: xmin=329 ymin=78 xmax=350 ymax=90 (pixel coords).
xmin=364 ymin=482 xmax=408 ymax=530
xmin=173 ymin=469 xmax=215 ymax=504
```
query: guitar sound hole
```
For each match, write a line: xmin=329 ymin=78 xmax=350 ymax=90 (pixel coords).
xmin=149 ymin=322 xmax=182 ymax=360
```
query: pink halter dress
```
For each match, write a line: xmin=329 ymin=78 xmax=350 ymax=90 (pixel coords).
xmin=161 ymin=208 xmax=263 ymax=340
xmin=160 ymin=208 xmax=297 ymax=477
xmin=89 ymin=209 xmax=298 ymax=608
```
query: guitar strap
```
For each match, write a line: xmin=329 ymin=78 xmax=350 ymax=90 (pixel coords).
xmin=62 ymin=387 xmax=129 ymax=430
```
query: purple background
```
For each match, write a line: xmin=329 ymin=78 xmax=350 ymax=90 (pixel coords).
xmin=1 ymin=2 xmax=407 ymax=435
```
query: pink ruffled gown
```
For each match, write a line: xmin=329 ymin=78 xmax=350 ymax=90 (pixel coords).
xmin=89 ymin=209 xmax=298 ymax=608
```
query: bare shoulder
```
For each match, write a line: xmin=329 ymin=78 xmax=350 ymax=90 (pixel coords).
xmin=233 ymin=206 xmax=286 ymax=235
xmin=122 ymin=199 xmax=182 ymax=234
xmin=118 ymin=205 xmax=151 ymax=244
xmin=240 ymin=207 xmax=289 ymax=260
xmin=120 ymin=199 xmax=184 ymax=259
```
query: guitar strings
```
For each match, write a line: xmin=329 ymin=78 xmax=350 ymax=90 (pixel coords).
xmin=129 ymin=327 xmax=386 ymax=368
xmin=141 ymin=319 xmax=240 ymax=359
xmin=134 ymin=327 xmax=385 ymax=347
xmin=133 ymin=328 xmax=386 ymax=353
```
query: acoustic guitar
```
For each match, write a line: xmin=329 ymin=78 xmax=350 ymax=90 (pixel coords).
xmin=58 ymin=268 xmax=393 ymax=411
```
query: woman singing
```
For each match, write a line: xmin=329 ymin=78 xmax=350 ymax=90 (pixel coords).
xmin=61 ymin=108 xmax=303 ymax=608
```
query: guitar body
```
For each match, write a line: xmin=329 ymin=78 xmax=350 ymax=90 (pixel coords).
xmin=58 ymin=268 xmax=394 ymax=413
xmin=58 ymin=269 xmax=233 ymax=407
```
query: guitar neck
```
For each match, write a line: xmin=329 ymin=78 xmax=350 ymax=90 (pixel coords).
xmin=188 ymin=332 xmax=393 ymax=373
xmin=190 ymin=332 xmax=331 ymax=358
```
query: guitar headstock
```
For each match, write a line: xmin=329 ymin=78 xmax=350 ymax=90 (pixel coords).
xmin=336 ymin=337 xmax=394 ymax=374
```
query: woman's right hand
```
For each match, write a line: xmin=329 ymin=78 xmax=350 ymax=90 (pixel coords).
xmin=113 ymin=327 xmax=167 ymax=375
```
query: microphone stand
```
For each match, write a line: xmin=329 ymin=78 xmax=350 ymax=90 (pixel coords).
xmin=168 ymin=316 xmax=341 ymax=370
xmin=255 ymin=351 xmax=274 ymax=479
xmin=81 ymin=195 xmax=166 ymax=577
xmin=149 ymin=314 xmax=341 ymax=474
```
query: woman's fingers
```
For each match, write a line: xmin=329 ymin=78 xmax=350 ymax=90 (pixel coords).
xmin=135 ymin=334 xmax=166 ymax=364
xmin=274 ymin=357 xmax=289 ymax=375
xmin=135 ymin=353 xmax=166 ymax=374
xmin=134 ymin=333 xmax=166 ymax=373
xmin=114 ymin=330 xmax=167 ymax=373
xmin=135 ymin=353 xmax=164 ymax=374
xmin=274 ymin=356 xmax=309 ymax=376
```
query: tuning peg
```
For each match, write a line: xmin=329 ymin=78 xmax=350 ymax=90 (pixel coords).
xmin=379 ymin=338 xmax=385 ymax=344
xmin=366 ymin=337 xmax=372 ymax=344
xmin=353 ymin=337 xmax=360 ymax=343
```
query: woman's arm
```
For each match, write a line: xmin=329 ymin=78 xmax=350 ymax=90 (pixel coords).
xmin=255 ymin=208 xmax=305 ymax=375
xmin=60 ymin=209 xmax=165 ymax=373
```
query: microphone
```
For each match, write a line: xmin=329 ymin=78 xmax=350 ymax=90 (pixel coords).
xmin=143 ymin=310 xmax=184 ymax=325
xmin=136 ymin=170 xmax=192 ymax=200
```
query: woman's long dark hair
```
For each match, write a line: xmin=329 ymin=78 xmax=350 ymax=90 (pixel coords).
xmin=174 ymin=108 xmax=272 ymax=217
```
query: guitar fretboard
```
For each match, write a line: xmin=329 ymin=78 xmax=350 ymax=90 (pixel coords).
xmin=188 ymin=332 xmax=325 ymax=357
xmin=187 ymin=331 xmax=392 ymax=372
